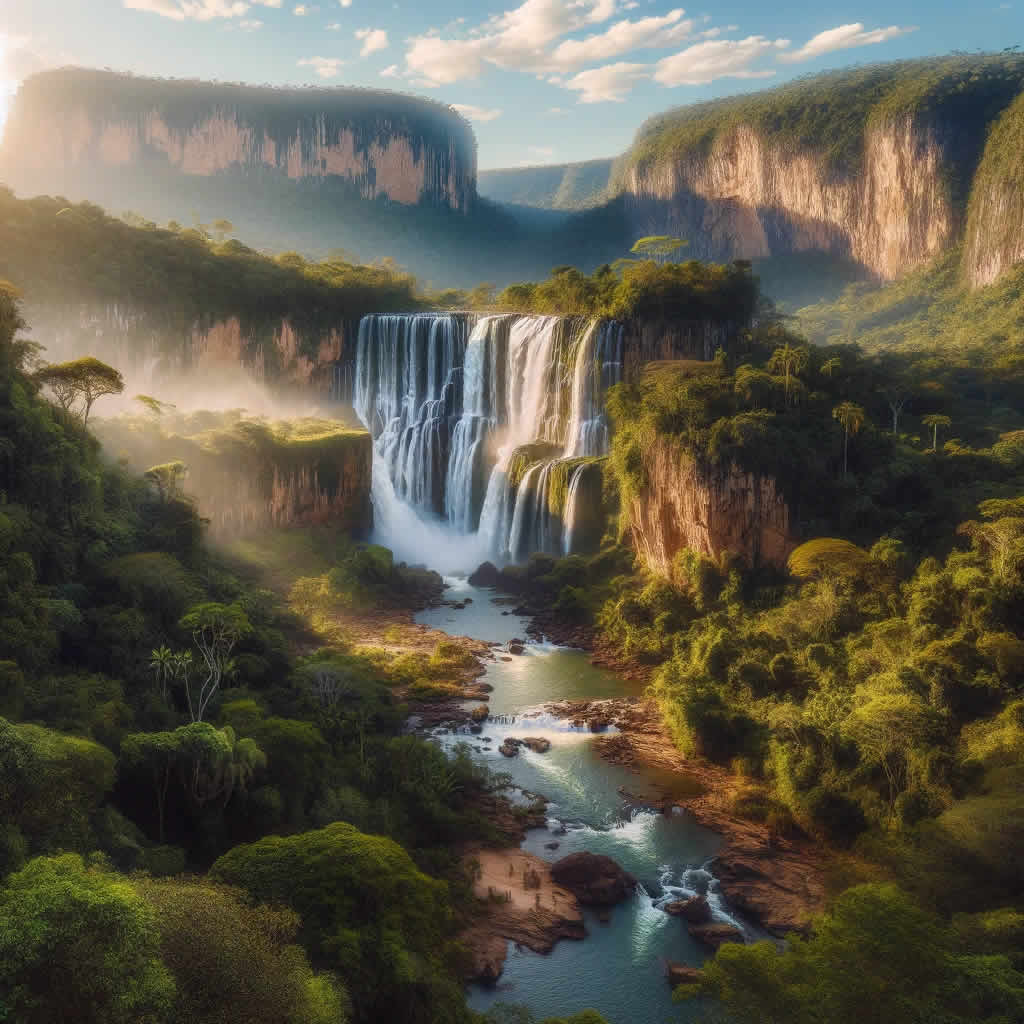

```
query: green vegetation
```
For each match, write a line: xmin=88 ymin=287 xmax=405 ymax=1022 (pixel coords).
xmin=622 ymin=55 xmax=1024 ymax=193
xmin=478 ymin=159 xmax=615 ymax=211
xmin=492 ymin=257 xmax=759 ymax=321
xmin=0 ymin=285 xmax=529 ymax=1022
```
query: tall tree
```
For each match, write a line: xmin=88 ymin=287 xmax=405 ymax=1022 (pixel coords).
xmin=35 ymin=356 xmax=124 ymax=424
xmin=768 ymin=344 xmax=810 ymax=407
xmin=832 ymin=401 xmax=866 ymax=477
xmin=178 ymin=603 xmax=251 ymax=723
xmin=923 ymin=413 xmax=952 ymax=452
xmin=629 ymin=236 xmax=688 ymax=264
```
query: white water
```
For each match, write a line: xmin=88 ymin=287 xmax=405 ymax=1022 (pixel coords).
xmin=353 ymin=313 xmax=624 ymax=565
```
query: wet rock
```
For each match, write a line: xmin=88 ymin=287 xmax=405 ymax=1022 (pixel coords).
xmin=665 ymin=895 xmax=712 ymax=924
xmin=499 ymin=738 xmax=522 ymax=758
xmin=666 ymin=962 xmax=704 ymax=987
xmin=469 ymin=561 xmax=501 ymax=587
xmin=509 ymin=639 xmax=526 ymax=655
xmin=588 ymin=716 xmax=611 ymax=733
xmin=521 ymin=737 xmax=551 ymax=754
xmin=550 ymin=852 xmax=637 ymax=907
xmin=469 ymin=724 xmax=483 ymax=734
xmin=688 ymin=922 xmax=743 ymax=949
xmin=470 ymin=705 xmax=490 ymax=722
xmin=544 ymin=841 xmax=561 ymax=850
xmin=596 ymin=909 xmax=612 ymax=924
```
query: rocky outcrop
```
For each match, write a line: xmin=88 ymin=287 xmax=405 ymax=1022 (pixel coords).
xmin=964 ymin=92 xmax=1024 ymax=287
xmin=2 ymin=69 xmax=476 ymax=212
xmin=630 ymin=439 xmax=794 ymax=573
xmin=549 ymin=852 xmax=637 ymax=906
xmin=688 ymin=922 xmax=743 ymax=949
xmin=622 ymin=117 xmax=956 ymax=282
xmin=666 ymin=962 xmax=705 ymax=987
xmin=665 ymin=895 xmax=711 ymax=923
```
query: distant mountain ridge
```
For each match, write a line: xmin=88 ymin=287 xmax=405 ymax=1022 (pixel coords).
xmin=478 ymin=159 xmax=615 ymax=211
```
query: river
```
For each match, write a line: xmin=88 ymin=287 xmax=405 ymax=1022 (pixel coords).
xmin=416 ymin=576 xmax=753 ymax=1024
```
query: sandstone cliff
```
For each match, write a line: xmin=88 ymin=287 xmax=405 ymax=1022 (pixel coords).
xmin=630 ymin=439 xmax=794 ymax=573
xmin=617 ymin=56 xmax=1024 ymax=288
xmin=1 ymin=69 xmax=476 ymax=212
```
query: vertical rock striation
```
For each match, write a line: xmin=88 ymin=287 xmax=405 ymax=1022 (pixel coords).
xmin=630 ymin=438 xmax=794 ymax=574
xmin=0 ymin=69 xmax=477 ymax=212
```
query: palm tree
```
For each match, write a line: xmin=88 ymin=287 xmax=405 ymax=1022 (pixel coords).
xmin=922 ymin=413 xmax=951 ymax=452
xmin=833 ymin=401 xmax=866 ymax=477
xmin=768 ymin=344 xmax=810 ymax=406
xmin=149 ymin=645 xmax=174 ymax=701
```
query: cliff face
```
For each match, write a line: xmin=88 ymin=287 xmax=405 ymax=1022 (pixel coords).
xmin=622 ymin=117 xmax=955 ymax=282
xmin=191 ymin=435 xmax=374 ymax=540
xmin=964 ymin=92 xmax=1024 ymax=287
xmin=630 ymin=439 xmax=794 ymax=574
xmin=28 ymin=303 xmax=354 ymax=400
xmin=1 ymin=69 xmax=476 ymax=212
xmin=618 ymin=57 xmax=1024 ymax=288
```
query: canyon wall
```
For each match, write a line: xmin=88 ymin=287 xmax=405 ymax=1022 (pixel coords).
xmin=964 ymin=92 xmax=1024 ymax=287
xmin=188 ymin=431 xmax=374 ymax=540
xmin=0 ymin=69 xmax=476 ymax=212
xmin=630 ymin=438 xmax=794 ymax=574
xmin=617 ymin=57 xmax=1024 ymax=288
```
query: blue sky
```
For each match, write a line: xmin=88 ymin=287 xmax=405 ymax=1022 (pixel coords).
xmin=1 ymin=1 xmax=1022 ymax=167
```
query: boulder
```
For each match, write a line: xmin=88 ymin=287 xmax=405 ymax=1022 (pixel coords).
xmin=588 ymin=716 xmax=611 ymax=732
xmin=688 ymin=922 xmax=743 ymax=949
xmin=499 ymin=738 xmax=522 ymax=758
xmin=544 ymin=841 xmax=561 ymax=850
xmin=509 ymin=639 xmax=526 ymax=655
xmin=469 ymin=561 xmax=501 ymax=587
xmin=550 ymin=852 xmax=637 ymax=907
xmin=664 ymin=895 xmax=712 ymax=924
xmin=666 ymin=962 xmax=704 ymax=988
xmin=522 ymin=737 xmax=551 ymax=753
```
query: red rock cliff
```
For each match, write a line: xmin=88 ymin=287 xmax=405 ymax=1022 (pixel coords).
xmin=630 ymin=438 xmax=794 ymax=573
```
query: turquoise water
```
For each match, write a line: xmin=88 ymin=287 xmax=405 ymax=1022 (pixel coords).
xmin=417 ymin=579 xmax=751 ymax=1024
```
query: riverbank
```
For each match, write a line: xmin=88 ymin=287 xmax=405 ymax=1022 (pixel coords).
xmin=459 ymin=847 xmax=587 ymax=983
xmin=544 ymin=697 xmax=826 ymax=936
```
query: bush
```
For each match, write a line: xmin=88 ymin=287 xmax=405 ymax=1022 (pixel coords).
xmin=803 ymin=787 xmax=868 ymax=847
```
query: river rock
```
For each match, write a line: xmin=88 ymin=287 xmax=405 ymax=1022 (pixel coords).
xmin=522 ymin=737 xmax=551 ymax=753
xmin=688 ymin=922 xmax=743 ymax=949
xmin=550 ymin=852 xmax=637 ymax=906
xmin=499 ymin=738 xmax=521 ymax=757
xmin=666 ymin=962 xmax=704 ymax=987
xmin=509 ymin=639 xmax=526 ymax=655
xmin=588 ymin=716 xmax=611 ymax=732
xmin=665 ymin=895 xmax=711 ymax=924
xmin=545 ymin=841 xmax=560 ymax=850
xmin=469 ymin=561 xmax=501 ymax=587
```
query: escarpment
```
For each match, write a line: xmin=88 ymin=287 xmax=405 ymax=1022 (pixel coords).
xmin=630 ymin=438 xmax=795 ymax=574
xmin=0 ymin=68 xmax=476 ymax=212
xmin=617 ymin=57 xmax=1024 ymax=287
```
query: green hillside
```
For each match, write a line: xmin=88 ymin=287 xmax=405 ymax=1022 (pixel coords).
xmin=478 ymin=158 xmax=615 ymax=210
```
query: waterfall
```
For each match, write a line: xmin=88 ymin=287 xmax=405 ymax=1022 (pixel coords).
xmin=353 ymin=312 xmax=624 ymax=564
xmin=565 ymin=320 xmax=624 ymax=458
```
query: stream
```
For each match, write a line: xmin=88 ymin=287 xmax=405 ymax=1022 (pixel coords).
xmin=416 ymin=576 xmax=754 ymax=1024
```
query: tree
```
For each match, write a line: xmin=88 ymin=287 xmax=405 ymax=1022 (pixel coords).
xmin=211 ymin=822 xmax=468 ymax=1024
xmin=145 ymin=461 xmax=187 ymax=502
xmin=768 ymin=343 xmax=810 ymax=406
xmin=832 ymin=401 xmax=865 ymax=477
xmin=35 ymin=356 xmax=125 ymax=424
xmin=135 ymin=877 xmax=348 ymax=1024
xmin=882 ymin=385 xmax=911 ymax=434
xmin=178 ymin=602 xmax=251 ymax=722
xmin=149 ymin=645 xmax=174 ymax=701
xmin=629 ymin=235 xmax=688 ymax=264
xmin=788 ymin=538 xmax=870 ymax=581
xmin=211 ymin=218 xmax=235 ymax=242
xmin=0 ymin=854 xmax=175 ymax=1024
xmin=923 ymin=413 xmax=952 ymax=451
xmin=135 ymin=394 xmax=174 ymax=417
xmin=843 ymin=693 xmax=937 ymax=819
xmin=677 ymin=884 xmax=1024 ymax=1024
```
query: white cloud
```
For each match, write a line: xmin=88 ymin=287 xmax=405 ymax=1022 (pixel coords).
xmin=0 ymin=34 xmax=44 ymax=80
xmin=547 ymin=106 xmax=568 ymax=114
xmin=452 ymin=103 xmax=503 ymax=122
xmin=123 ymin=0 xmax=249 ymax=19
xmin=339 ymin=0 xmax=353 ymax=6
xmin=566 ymin=61 xmax=650 ymax=102
xmin=327 ymin=21 xmax=341 ymax=29
xmin=238 ymin=18 xmax=263 ymax=29
xmin=355 ymin=27 xmax=389 ymax=56
xmin=548 ymin=8 xmax=693 ymax=71
xmin=654 ymin=35 xmax=788 ymax=85
xmin=529 ymin=145 xmax=555 ymax=157
xmin=405 ymin=0 xmax=622 ymax=85
xmin=293 ymin=3 xmax=316 ymax=14
xmin=379 ymin=64 xmax=400 ymax=77
xmin=298 ymin=55 xmax=345 ymax=77
xmin=780 ymin=23 xmax=917 ymax=63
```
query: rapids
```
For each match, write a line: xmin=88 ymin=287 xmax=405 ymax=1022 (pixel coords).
xmin=417 ymin=578 xmax=757 ymax=1023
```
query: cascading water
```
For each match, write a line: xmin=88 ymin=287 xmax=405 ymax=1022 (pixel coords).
xmin=353 ymin=312 xmax=624 ymax=565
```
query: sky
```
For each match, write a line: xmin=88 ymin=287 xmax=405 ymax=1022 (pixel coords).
xmin=1 ymin=1 xmax=1022 ymax=168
